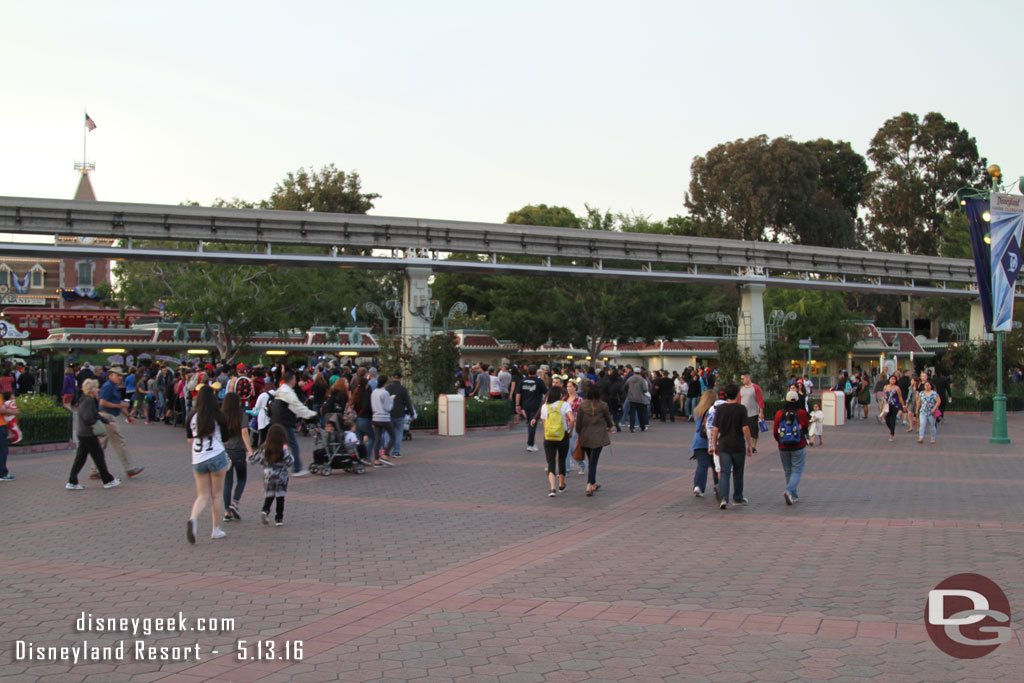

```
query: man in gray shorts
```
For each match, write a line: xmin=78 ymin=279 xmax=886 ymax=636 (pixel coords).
xmin=739 ymin=372 xmax=765 ymax=454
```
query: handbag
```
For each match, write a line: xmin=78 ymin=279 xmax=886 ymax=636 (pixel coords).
xmin=572 ymin=438 xmax=584 ymax=461
xmin=758 ymin=419 xmax=768 ymax=433
xmin=879 ymin=403 xmax=889 ymax=417
xmin=91 ymin=419 xmax=107 ymax=436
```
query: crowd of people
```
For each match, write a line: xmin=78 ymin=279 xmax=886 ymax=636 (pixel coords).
xmin=0 ymin=352 xmax=962 ymax=541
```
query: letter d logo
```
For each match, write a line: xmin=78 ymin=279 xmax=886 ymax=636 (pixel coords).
xmin=925 ymin=573 xmax=1011 ymax=659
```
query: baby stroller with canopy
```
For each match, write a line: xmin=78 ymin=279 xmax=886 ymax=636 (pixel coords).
xmin=310 ymin=413 xmax=366 ymax=475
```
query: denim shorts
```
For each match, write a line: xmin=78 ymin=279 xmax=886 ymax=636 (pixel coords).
xmin=192 ymin=451 xmax=228 ymax=475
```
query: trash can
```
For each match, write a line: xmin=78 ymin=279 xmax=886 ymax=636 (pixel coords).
xmin=821 ymin=390 xmax=845 ymax=427
xmin=438 ymin=394 xmax=465 ymax=436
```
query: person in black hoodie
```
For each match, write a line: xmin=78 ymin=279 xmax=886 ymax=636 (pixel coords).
xmin=656 ymin=371 xmax=675 ymax=422
xmin=386 ymin=372 xmax=414 ymax=456
xmin=598 ymin=369 xmax=623 ymax=432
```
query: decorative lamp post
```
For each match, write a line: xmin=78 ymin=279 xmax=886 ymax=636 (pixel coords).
xmin=955 ymin=164 xmax=1023 ymax=444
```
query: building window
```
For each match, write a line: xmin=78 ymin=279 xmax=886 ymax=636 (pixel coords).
xmin=31 ymin=268 xmax=44 ymax=288
xmin=0 ymin=265 xmax=9 ymax=287
xmin=77 ymin=261 xmax=93 ymax=287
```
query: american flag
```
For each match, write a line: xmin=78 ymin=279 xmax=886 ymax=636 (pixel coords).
xmin=85 ymin=113 xmax=97 ymax=131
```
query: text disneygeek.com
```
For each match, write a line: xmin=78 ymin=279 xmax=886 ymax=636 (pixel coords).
xmin=13 ymin=611 xmax=303 ymax=663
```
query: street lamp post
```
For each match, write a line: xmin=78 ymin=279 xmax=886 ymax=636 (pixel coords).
xmin=956 ymin=164 xmax=1023 ymax=443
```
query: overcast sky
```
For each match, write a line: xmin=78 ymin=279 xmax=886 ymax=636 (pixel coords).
xmin=2 ymin=0 xmax=1021 ymax=225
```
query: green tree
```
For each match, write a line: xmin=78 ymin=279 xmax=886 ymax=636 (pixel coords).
xmin=684 ymin=135 xmax=865 ymax=247
xmin=864 ymin=111 xmax=987 ymax=255
xmin=505 ymin=204 xmax=581 ymax=229
xmin=763 ymin=288 xmax=859 ymax=364
xmin=113 ymin=165 xmax=385 ymax=362
xmin=263 ymin=164 xmax=380 ymax=214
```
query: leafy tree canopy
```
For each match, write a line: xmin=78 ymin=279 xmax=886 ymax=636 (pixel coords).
xmin=864 ymin=111 xmax=987 ymax=255
xmin=683 ymin=135 xmax=866 ymax=248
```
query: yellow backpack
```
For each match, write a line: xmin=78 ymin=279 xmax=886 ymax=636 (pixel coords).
xmin=544 ymin=401 xmax=566 ymax=441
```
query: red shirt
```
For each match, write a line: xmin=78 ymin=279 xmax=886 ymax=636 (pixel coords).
xmin=773 ymin=408 xmax=810 ymax=449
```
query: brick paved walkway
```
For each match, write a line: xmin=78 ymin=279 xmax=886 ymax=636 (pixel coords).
xmin=2 ymin=410 xmax=1024 ymax=681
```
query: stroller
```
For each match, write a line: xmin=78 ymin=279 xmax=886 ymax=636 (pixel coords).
xmin=310 ymin=413 xmax=366 ymax=475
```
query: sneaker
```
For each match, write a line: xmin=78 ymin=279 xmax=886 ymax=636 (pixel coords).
xmin=719 ymin=500 xmax=728 ymax=510
xmin=229 ymin=503 xmax=241 ymax=520
xmin=359 ymin=458 xmax=373 ymax=466
xmin=66 ymin=483 xmax=84 ymax=490
xmin=548 ymin=490 xmax=557 ymax=497
xmin=223 ymin=513 xmax=234 ymax=522
xmin=372 ymin=460 xmax=385 ymax=468
xmin=127 ymin=467 xmax=144 ymax=478
xmin=89 ymin=473 xmax=101 ymax=480
xmin=751 ymin=448 xmax=757 ymax=455
xmin=526 ymin=445 xmax=539 ymax=452
xmin=578 ymin=468 xmax=586 ymax=476
xmin=275 ymin=521 xmax=284 ymax=526
xmin=641 ymin=427 xmax=649 ymax=432
xmin=186 ymin=519 xmax=197 ymax=544
xmin=693 ymin=487 xmax=704 ymax=498
xmin=784 ymin=491 xmax=793 ymax=506
xmin=293 ymin=469 xmax=310 ymax=477
xmin=260 ymin=511 xmax=270 ymax=525
xmin=378 ymin=458 xmax=395 ymax=467
xmin=211 ymin=527 xmax=226 ymax=539
xmin=558 ymin=484 xmax=566 ymax=492
xmin=734 ymin=497 xmax=749 ymax=505
xmin=103 ymin=478 xmax=122 ymax=489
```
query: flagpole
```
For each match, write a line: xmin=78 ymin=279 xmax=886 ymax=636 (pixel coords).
xmin=82 ymin=108 xmax=87 ymax=171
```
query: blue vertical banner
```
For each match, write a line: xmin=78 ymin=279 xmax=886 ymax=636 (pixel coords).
xmin=965 ymin=198 xmax=994 ymax=331
xmin=990 ymin=193 xmax=1024 ymax=332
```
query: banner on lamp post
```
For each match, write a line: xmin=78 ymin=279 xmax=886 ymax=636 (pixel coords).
xmin=990 ymin=193 xmax=1024 ymax=332
xmin=965 ymin=198 xmax=994 ymax=331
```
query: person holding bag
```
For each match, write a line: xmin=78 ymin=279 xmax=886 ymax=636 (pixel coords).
xmin=575 ymin=385 xmax=612 ymax=496
xmin=689 ymin=390 xmax=719 ymax=498
xmin=67 ymin=379 xmax=120 ymax=490
xmin=916 ymin=379 xmax=942 ymax=444
xmin=881 ymin=374 xmax=905 ymax=442
xmin=532 ymin=388 xmax=574 ymax=497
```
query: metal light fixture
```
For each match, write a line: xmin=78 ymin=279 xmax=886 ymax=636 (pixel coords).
xmin=265 ymin=350 xmax=286 ymax=356
xmin=186 ymin=349 xmax=209 ymax=355
xmin=101 ymin=348 xmax=126 ymax=353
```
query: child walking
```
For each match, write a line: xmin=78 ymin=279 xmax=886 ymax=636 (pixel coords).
xmin=807 ymin=402 xmax=824 ymax=447
xmin=249 ymin=424 xmax=293 ymax=526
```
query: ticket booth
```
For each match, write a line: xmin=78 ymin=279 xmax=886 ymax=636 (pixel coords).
xmin=438 ymin=394 xmax=465 ymax=436
xmin=821 ymin=390 xmax=845 ymax=427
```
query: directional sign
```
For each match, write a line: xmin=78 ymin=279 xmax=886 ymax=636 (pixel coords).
xmin=797 ymin=342 xmax=820 ymax=350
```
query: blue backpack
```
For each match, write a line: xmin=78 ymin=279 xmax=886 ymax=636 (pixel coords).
xmin=777 ymin=410 xmax=802 ymax=446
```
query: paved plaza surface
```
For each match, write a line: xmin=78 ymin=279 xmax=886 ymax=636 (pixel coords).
xmin=2 ymin=409 xmax=1024 ymax=682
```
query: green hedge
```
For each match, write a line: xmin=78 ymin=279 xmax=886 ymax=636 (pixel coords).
xmin=765 ymin=394 xmax=1024 ymax=414
xmin=15 ymin=411 xmax=73 ymax=446
xmin=944 ymin=395 xmax=1024 ymax=412
xmin=411 ymin=398 xmax=514 ymax=430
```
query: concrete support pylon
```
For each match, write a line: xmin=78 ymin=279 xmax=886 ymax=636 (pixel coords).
xmin=737 ymin=283 xmax=767 ymax=356
xmin=402 ymin=266 xmax=433 ymax=348
xmin=969 ymin=298 xmax=991 ymax=342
